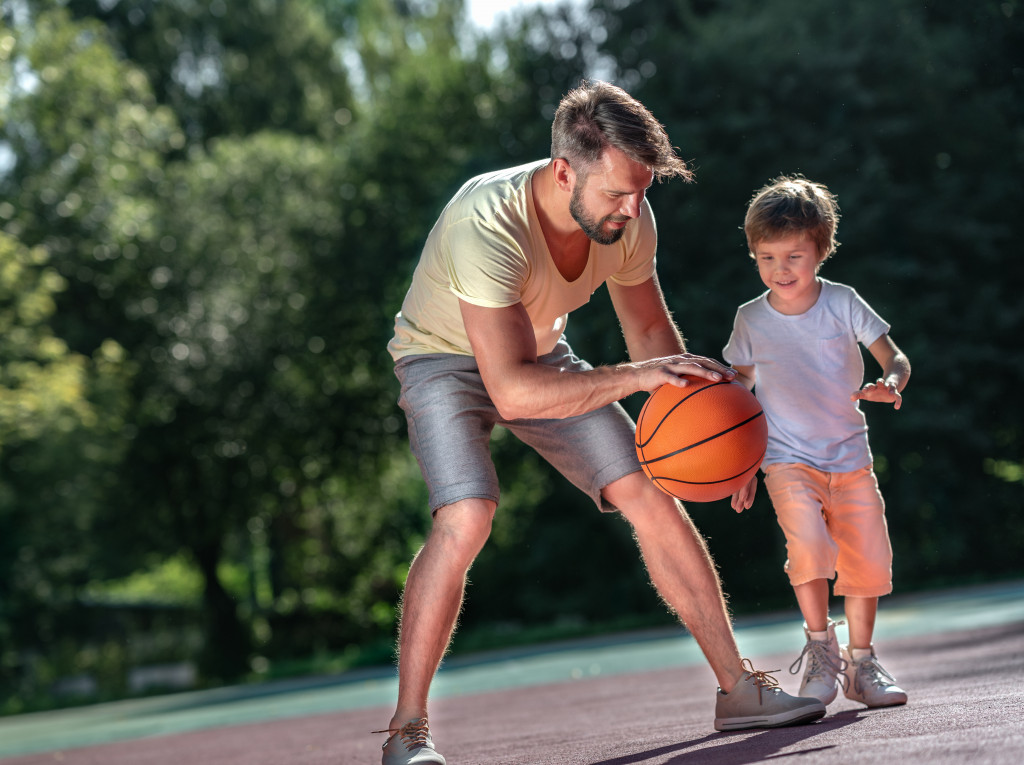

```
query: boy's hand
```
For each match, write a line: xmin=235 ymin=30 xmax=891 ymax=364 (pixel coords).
xmin=731 ymin=474 xmax=758 ymax=513
xmin=852 ymin=377 xmax=903 ymax=410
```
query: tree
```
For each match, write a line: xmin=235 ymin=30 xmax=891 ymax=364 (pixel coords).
xmin=60 ymin=0 xmax=356 ymax=146
xmin=0 ymin=231 xmax=131 ymax=712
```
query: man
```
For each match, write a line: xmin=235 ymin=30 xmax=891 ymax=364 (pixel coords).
xmin=380 ymin=81 xmax=825 ymax=765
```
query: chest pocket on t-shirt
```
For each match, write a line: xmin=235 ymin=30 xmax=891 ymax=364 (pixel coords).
xmin=817 ymin=333 xmax=851 ymax=371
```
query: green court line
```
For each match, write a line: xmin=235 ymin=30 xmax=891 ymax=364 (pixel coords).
xmin=1 ymin=580 xmax=1021 ymax=759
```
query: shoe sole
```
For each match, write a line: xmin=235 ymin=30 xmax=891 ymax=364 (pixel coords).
xmin=846 ymin=695 xmax=908 ymax=708
xmin=714 ymin=705 xmax=826 ymax=732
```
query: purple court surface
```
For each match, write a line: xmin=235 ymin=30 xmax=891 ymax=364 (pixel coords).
xmin=1 ymin=580 xmax=1021 ymax=764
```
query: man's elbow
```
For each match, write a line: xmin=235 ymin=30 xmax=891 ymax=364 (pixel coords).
xmin=491 ymin=391 xmax=530 ymax=421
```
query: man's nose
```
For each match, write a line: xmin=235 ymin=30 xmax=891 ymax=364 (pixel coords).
xmin=620 ymin=194 xmax=643 ymax=218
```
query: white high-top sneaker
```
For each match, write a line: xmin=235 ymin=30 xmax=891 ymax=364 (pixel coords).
xmin=841 ymin=645 xmax=908 ymax=708
xmin=789 ymin=620 xmax=846 ymax=705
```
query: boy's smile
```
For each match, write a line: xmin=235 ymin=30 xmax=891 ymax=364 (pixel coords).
xmin=754 ymin=233 xmax=826 ymax=315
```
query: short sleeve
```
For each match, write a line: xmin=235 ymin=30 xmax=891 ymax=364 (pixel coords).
xmin=444 ymin=217 xmax=528 ymax=308
xmin=848 ymin=287 xmax=891 ymax=347
xmin=723 ymin=307 xmax=754 ymax=366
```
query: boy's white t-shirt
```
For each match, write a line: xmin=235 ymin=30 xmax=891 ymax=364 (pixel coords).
xmin=723 ymin=279 xmax=890 ymax=473
xmin=388 ymin=160 xmax=658 ymax=361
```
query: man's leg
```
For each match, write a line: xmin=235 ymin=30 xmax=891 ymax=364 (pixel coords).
xmin=387 ymin=498 xmax=495 ymax=730
xmin=602 ymin=471 xmax=745 ymax=692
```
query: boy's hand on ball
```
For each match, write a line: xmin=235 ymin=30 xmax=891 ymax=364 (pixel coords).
xmin=731 ymin=474 xmax=758 ymax=513
xmin=852 ymin=378 xmax=902 ymax=410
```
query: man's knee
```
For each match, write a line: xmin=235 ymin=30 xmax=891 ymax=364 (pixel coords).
xmin=427 ymin=497 xmax=496 ymax=563
xmin=602 ymin=471 xmax=683 ymax=522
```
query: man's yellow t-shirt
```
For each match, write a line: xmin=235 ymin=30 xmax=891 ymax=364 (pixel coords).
xmin=387 ymin=159 xmax=658 ymax=361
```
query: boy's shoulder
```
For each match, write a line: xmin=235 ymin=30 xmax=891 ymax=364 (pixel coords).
xmin=819 ymin=277 xmax=856 ymax=295
xmin=736 ymin=290 xmax=770 ymax=314
xmin=819 ymin=278 xmax=873 ymax=308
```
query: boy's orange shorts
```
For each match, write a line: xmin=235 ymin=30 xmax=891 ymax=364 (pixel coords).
xmin=764 ymin=462 xmax=893 ymax=598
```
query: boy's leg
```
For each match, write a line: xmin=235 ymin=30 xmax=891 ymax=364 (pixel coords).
xmin=793 ymin=579 xmax=831 ymax=631
xmin=830 ymin=468 xmax=905 ymax=708
xmin=844 ymin=595 xmax=879 ymax=649
xmin=764 ymin=465 xmax=844 ymax=704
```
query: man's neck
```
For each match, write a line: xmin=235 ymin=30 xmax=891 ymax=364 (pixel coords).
xmin=532 ymin=162 xmax=591 ymax=280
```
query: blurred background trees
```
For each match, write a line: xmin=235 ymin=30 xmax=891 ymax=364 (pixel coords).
xmin=0 ymin=0 xmax=1020 ymax=713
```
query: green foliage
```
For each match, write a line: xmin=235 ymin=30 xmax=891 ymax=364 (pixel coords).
xmin=0 ymin=233 xmax=133 ymax=712
xmin=0 ymin=235 xmax=89 ymax=446
xmin=0 ymin=0 xmax=1020 ymax=714
xmin=60 ymin=0 xmax=356 ymax=145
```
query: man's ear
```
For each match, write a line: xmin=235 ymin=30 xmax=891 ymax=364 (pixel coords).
xmin=551 ymin=157 xmax=576 ymax=193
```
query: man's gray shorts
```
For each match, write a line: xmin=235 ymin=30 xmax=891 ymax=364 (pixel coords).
xmin=394 ymin=338 xmax=642 ymax=514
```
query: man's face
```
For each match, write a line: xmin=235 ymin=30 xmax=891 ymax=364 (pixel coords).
xmin=569 ymin=147 xmax=654 ymax=245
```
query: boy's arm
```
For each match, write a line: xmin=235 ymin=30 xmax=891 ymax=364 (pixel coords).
xmin=853 ymin=334 xmax=911 ymax=410
xmin=731 ymin=364 xmax=756 ymax=391
xmin=728 ymin=364 xmax=757 ymax=512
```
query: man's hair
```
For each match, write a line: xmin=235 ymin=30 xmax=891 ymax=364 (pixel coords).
xmin=744 ymin=175 xmax=841 ymax=261
xmin=551 ymin=80 xmax=692 ymax=182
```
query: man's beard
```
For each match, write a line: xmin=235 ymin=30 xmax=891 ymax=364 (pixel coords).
xmin=569 ymin=183 xmax=628 ymax=245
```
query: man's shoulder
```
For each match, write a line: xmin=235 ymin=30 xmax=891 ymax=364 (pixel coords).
xmin=454 ymin=160 xmax=546 ymax=205
xmin=439 ymin=160 xmax=545 ymax=233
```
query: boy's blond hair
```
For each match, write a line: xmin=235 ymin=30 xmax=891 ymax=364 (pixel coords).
xmin=744 ymin=175 xmax=840 ymax=262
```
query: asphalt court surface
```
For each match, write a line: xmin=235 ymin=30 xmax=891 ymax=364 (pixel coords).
xmin=1 ymin=579 xmax=1022 ymax=763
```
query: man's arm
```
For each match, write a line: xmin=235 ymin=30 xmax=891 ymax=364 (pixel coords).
xmin=606 ymin=274 xmax=686 ymax=360
xmin=460 ymin=275 xmax=733 ymax=421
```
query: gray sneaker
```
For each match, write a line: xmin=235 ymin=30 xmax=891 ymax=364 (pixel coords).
xmin=378 ymin=718 xmax=446 ymax=765
xmin=789 ymin=620 xmax=847 ymax=704
xmin=715 ymin=660 xmax=827 ymax=731
xmin=841 ymin=645 xmax=908 ymax=708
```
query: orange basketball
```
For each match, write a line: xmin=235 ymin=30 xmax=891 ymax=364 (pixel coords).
xmin=635 ymin=376 xmax=767 ymax=503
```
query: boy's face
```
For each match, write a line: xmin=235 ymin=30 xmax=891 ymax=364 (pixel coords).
xmin=753 ymin=232 xmax=826 ymax=315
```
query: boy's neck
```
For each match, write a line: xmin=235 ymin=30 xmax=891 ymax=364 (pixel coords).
xmin=768 ymin=277 xmax=823 ymax=316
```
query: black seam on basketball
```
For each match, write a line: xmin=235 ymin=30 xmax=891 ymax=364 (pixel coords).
xmin=638 ymin=410 xmax=765 ymax=466
xmin=635 ymin=381 xmax=733 ymax=449
xmin=647 ymin=449 xmax=766 ymax=487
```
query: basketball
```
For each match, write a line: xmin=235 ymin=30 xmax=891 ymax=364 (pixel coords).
xmin=635 ymin=376 xmax=768 ymax=503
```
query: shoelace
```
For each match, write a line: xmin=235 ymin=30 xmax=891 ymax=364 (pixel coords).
xmin=853 ymin=656 xmax=899 ymax=694
xmin=741 ymin=658 xmax=782 ymax=704
xmin=789 ymin=639 xmax=849 ymax=690
xmin=372 ymin=718 xmax=431 ymax=752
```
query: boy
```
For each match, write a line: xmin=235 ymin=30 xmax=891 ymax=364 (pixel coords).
xmin=723 ymin=175 xmax=911 ymax=709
